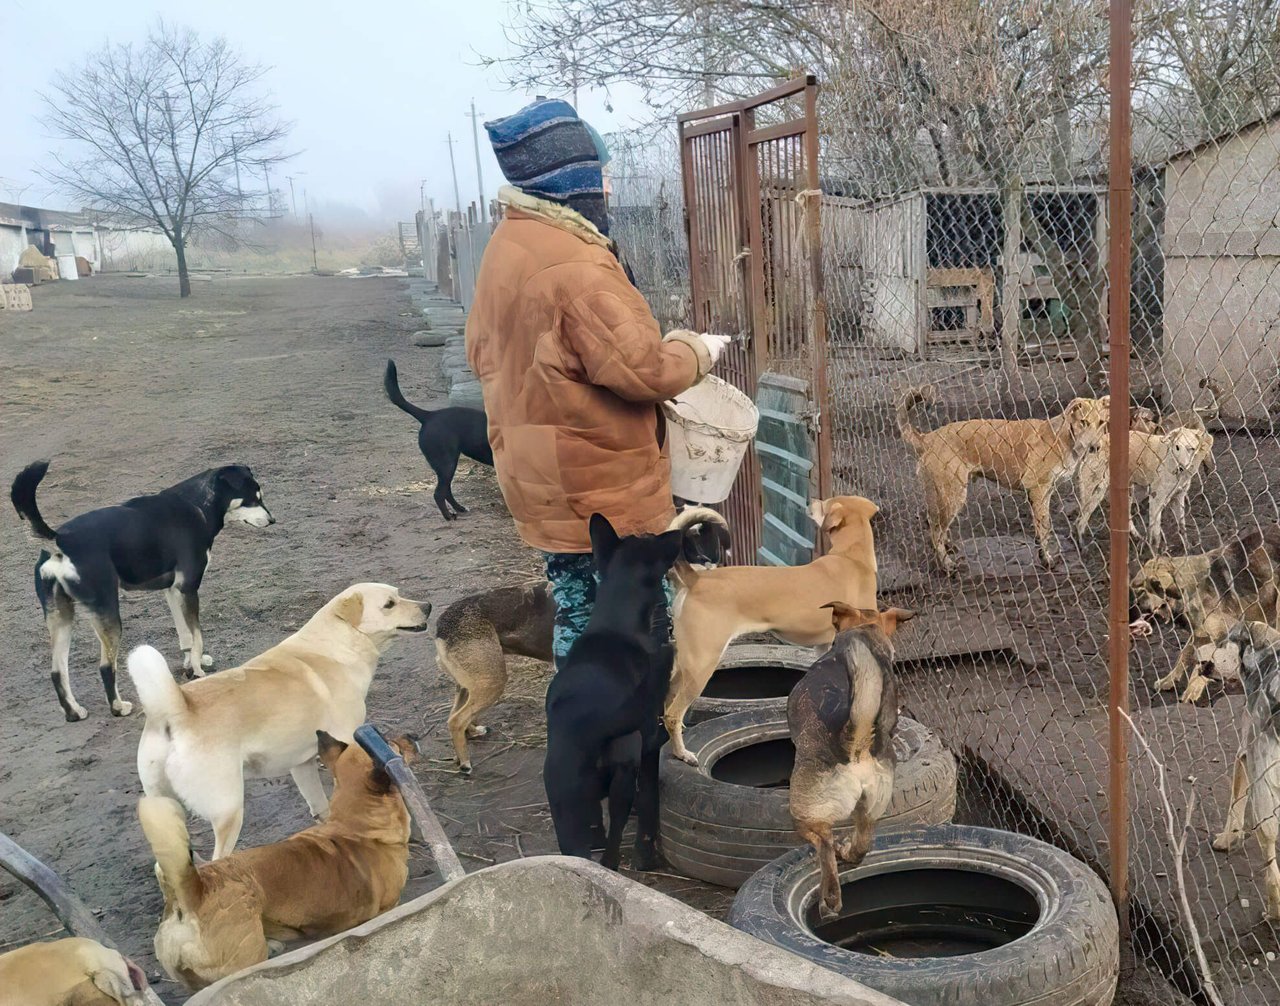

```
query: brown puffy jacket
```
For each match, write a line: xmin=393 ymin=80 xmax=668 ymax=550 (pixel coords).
xmin=465 ymin=187 xmax=711 ymax=553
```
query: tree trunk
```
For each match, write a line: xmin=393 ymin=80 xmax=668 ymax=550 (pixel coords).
xmin=174 ymin=235 xmax=191 ymax=298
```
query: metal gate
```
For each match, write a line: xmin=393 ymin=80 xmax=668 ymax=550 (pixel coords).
xmin=678 ymin=75 xmax=832 ymax=563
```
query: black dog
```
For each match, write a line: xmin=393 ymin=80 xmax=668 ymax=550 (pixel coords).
xmin=10 ymin=461 xmax=274 ymax=722
xmin=543 ymin=513 xmax=681 ymax=871
xmin=383 ymin=359 xmax=493 ymax=520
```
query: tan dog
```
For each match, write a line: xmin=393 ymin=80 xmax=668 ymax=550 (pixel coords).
xmin=139 ymin=732 xmax=415 ymax=991
xmin=897 ymin=386 xmax=1110 ymax=573
xmin=664 ymin=497 xmax=879 ymax=765
xmin=0 ymin=937 xmax=147 ymax=1005
xmin=789 ymin=604 xmax=913 ymax=920
xmin=1076 ymin=425 xmax=1215 ymax=552
xmin=127 ymin=583 xmax=430 ymax=858
xmin=1130 ymin=525 xmax=1280 ymax=702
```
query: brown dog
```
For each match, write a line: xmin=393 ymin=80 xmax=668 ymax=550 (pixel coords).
xmin=664 ymin=497 xmax=879 ymax=765
xmin=0 ymin=937 xmax=147 ymax=1005
xmin=435 ymin=581 xmax=556 ymax=772
xmin=138 ymin=732 xmax=416 ymax=991
xmin=897 ymin=386 xmax=1110 ymax=573
xmin=1130 ymin=525 xmax=1280 ymax=702
xmin=788 ymin=604 xmax=913 ymax=920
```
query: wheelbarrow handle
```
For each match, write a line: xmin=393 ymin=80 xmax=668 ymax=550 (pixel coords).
xmin=353 ymin=724 xmax=465 ymax=883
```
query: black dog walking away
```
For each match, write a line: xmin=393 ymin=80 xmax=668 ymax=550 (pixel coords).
xmin=383 ymin=359 xmax=493 ymax=521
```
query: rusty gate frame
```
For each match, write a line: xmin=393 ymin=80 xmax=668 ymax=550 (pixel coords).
xmin=677 ymin=74 xmax=832 ymax=562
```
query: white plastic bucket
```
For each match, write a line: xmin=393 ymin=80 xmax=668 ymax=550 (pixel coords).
xmin=662 ymin=375 xmax=759 ymax=504
xmin=56 ymin=255 xmax=78 ymax=281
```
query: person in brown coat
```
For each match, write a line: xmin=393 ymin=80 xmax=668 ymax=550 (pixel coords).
xmin=466 ymin=98 xmax=728 ymax=664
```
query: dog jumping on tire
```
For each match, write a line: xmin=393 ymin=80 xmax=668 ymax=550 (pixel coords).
xmin=788 ymin=603 xmax=913 ymax=919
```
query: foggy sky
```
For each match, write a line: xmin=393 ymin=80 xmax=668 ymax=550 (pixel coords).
xmin=0 ymin=0 xmax=646 ymax=228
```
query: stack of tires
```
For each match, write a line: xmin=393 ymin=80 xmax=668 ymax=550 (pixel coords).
xmin=440 ymin=331 xmax=484 ymax=411
xmin=659 ymin=642 xmax=959 ymax=889
xmin=661 ymin=643 xmax=1121 ymax=1006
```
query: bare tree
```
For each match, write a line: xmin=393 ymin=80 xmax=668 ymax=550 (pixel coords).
xmin=41 ymin=22 xmax=292 ymax=297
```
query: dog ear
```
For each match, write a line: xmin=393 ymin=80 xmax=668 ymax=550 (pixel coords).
xmin=821 ymin=501 xmax=847 ymax=535
xmin=316 ymin=731 xmax=348 ymax=771
xmin=822 ymin=602 xmax=878 ymax=632
xmin=879 ymin=608 xmax=916 ymax=637
xmin=334 ymin=591 xmax=364 ymax=628
xmin=589 ymin=513 xmax=620 ymax=566
xmin=390 ymin=734 xmax=420 ymax=766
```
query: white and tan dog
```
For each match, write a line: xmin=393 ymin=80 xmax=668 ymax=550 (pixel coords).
xmin=1076 ymin=425 xmax=1214 ymax=552
xmin=127 ymin=583 xmax=430 ymax=859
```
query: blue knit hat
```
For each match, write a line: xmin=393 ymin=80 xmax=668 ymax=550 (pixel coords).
xmin=486 ymin=99 xmax=609 ymax=235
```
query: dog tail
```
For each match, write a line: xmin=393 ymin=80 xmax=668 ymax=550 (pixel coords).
xmin=126 ymin=646 xmax=187 ymax=722
xmin=844 ymin=635 xmax=885 ymax=760
xmin=896 ymin=386 xmax=935 ymax=454
xmin=384 ymin=359 xmax=436 ymax=424
xmin=138 ymin=796 xmax=203 ymax=916
xmin=10 ymin=460 xmax=58 ymax=542
xmin=667 ymin=506 xmax=731 ymax=590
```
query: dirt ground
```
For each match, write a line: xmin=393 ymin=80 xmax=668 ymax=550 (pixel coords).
xmin=0 ymin=274 xmax=733 ymax=1002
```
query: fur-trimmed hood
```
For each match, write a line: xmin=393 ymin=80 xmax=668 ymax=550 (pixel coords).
xmin=498 ymin=185 xmax=612 ymax=250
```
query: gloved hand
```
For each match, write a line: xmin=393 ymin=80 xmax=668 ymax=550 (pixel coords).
xmin=698 ymin=332 xmax=732 ymax=368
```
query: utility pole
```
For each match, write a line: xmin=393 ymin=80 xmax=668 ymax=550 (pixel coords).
xmin=445 ymin=133 xmax=463 ymax=216
xmin=232 ymin=136 xmax=243 ymax=212
xmin=263 ymin=163 xmax=273 ymax=217
xmin=309 ymin=213 xmax=318 ymax=272
xmin=465 ymin=99 xmax=487 ymax=223
xmin=286 ymin=175 xmax=299 ymax=219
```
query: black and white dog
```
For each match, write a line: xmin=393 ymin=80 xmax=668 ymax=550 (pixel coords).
xmin=1211 ymin=620 xmax=1280 ymax=922
xmin=10 ymin=461 xmax=274 ymax=722
xmin=543 ymin=513 xmax=681 ymax=871
xmin=383 ymin=359 xmax=493 ymax=521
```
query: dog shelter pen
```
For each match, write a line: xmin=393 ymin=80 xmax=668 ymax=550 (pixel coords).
xmin=612 ymin=0 xmax=1274 ymax=999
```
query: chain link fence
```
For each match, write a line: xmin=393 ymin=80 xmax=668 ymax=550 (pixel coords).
xmin=588 ymin=7 xmax=1280 ymax=1002
xmin=811 ymin=10 xmax=1279 ymax=1003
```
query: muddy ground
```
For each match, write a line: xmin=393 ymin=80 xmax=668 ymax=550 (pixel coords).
xmin=0 ymin=274 xmax=734 ymax=1002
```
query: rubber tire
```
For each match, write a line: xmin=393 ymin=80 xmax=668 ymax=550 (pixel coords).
xmin=687 ymin=643 xmax=818 ymax=725
xmin=728 ymin=825 xmax=1119 ymax=1006
xmin=660 ymin=710 xmax=956 ymax=888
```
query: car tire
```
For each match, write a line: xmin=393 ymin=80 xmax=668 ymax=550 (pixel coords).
xmin=659 ymin=709 xmax=956 ymax=888
xmin=687 ymin=643 xmax=817 ymax=725
xmin=728 ymin=825 xmax=1119 ymax=1006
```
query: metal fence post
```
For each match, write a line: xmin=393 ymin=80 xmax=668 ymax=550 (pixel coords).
xmin=1107 ymin=0 xmax=1133 ymax=940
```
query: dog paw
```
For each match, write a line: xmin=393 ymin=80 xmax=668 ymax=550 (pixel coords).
xmin=266 ymin=940 xmax=286 ymax=956
xmin=672 ymin=749 xmax=700 ymax=767
xmin=111 ymin=700 xmax=134 ymax=717
xmin=630 ymin=843 xmax=660 ymax=872
xmin=817 ymin=898 xmax=842 ymax=922
xmin=466 ymin=724 xmax=488 ymax=738
xmin=1211 ymin=831 xmax=1241 ymax=853
xmin=458 ymin=761 xmax=473 ymax=776
xmin=65 ymin=705 xmax=89 ymax=723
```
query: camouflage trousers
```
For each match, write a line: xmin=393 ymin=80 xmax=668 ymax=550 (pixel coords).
xmin=543 ymin=552 xmax=676 ymax=666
